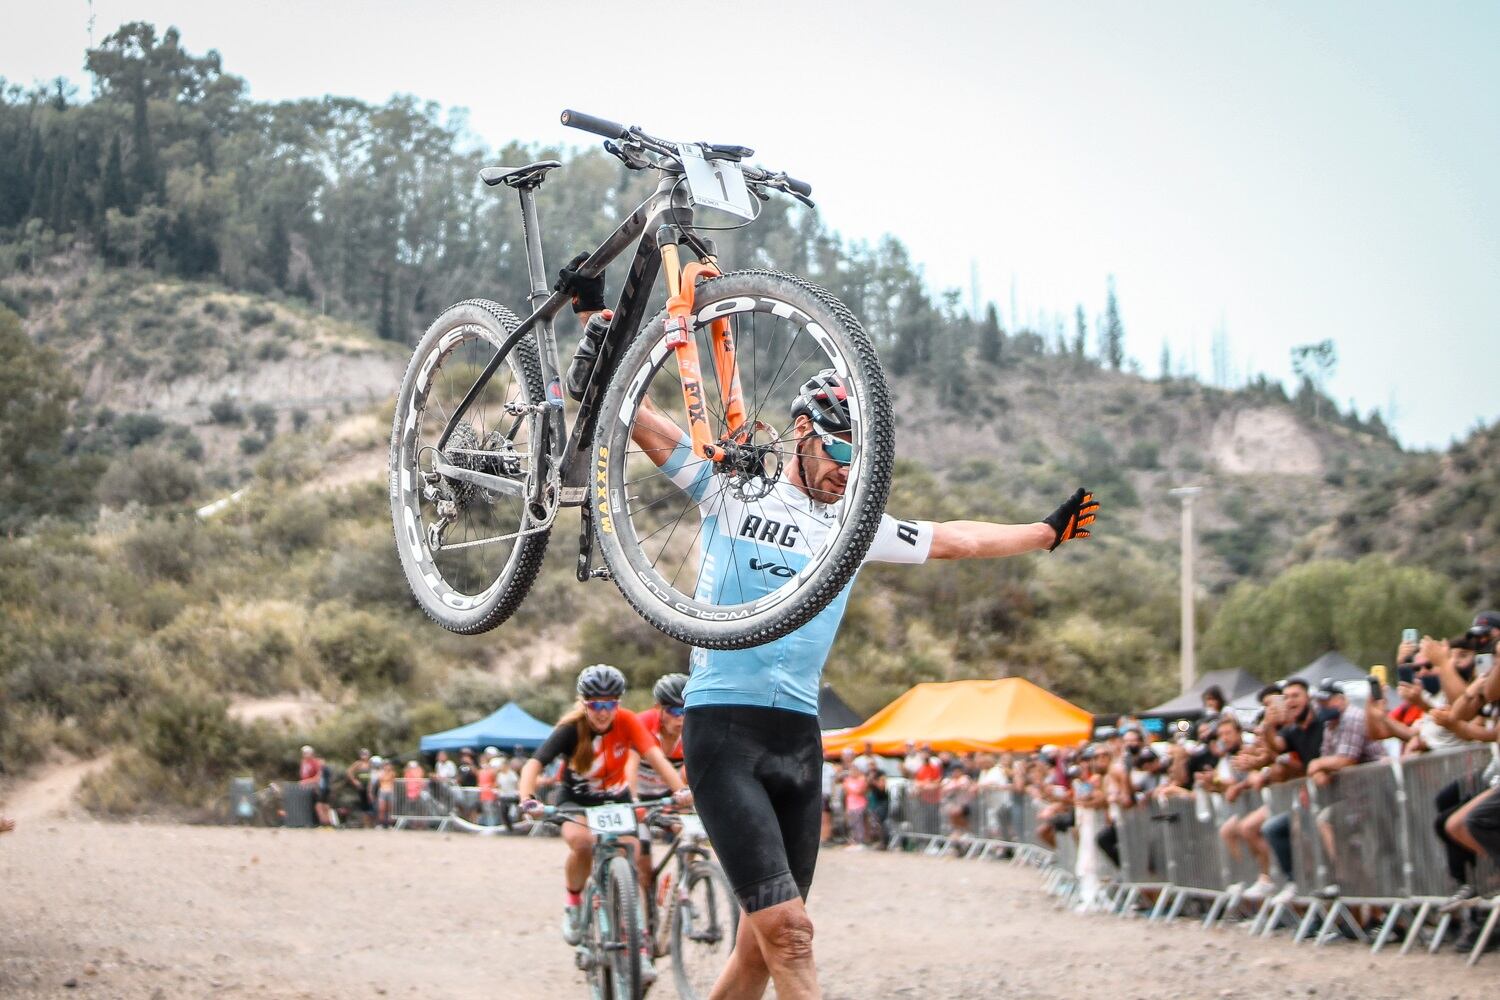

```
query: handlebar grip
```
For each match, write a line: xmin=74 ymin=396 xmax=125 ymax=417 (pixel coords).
xmin=560 ymin=109 xmax=628 ymax=140
xmin=784 ymin=175 xmax=813 ymax=197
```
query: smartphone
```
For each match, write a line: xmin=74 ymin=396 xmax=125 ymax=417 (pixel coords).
xmin=1421 ymin=674 xmax=1442 ymax=696
xmin=1397 ymin=665 xmax=1416 ymax=685
xmin=1368 ymin=676 xmax=1384 ymax=702
xmin=1402 ymin=628 xmax=1420 ymax=647
xmin=1479 ymin=653 xmax=1494 ymax=674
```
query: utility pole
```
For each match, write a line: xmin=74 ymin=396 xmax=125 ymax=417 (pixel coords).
xmin=1169 ymin=486 xmax=1204 ymax=694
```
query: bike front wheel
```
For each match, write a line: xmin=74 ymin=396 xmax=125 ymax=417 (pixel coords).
xmin=389 ymin=299 xmax=551 ymax=634
xmin=604 ymin=854 xmax=644 ymax=1000
xmin=592 ymin=269 xmax=894 ymax=650
xmin=671 ymin=858 xmax=739 ymax=1000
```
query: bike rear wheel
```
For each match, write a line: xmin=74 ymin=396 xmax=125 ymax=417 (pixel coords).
xmin=671 ymin=858 xmax=739 ymax=1000
xmin=389 ymin=299 xmax=551 ymax=634
xmin=604 ymin=854 xmax=644 ymax=1000
xmin=592 ymin=269 xmax=894 ymax=650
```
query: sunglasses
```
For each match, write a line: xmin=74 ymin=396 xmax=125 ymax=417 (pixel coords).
xmin=585 ymin=700 xmax=619 ymax=712
xmin=814 ymin=431 xmax=853 ymax=467
xmin=663 ymin=705 xmax=686 ymax=717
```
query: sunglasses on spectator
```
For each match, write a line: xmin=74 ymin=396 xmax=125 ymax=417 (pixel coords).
xmin=586 ymin=700 xmax=619 ymax=712
xmin=664 ymin=705 xmax=686 ymax=717
xmin=814 ymin=431 xmax=853 ymax=466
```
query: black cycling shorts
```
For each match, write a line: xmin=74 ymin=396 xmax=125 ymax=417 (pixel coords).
xmin=683 ymin=704 xmax=822 ymax=914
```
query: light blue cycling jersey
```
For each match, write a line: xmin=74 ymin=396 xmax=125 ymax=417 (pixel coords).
xmin=660 ymin=436 xmax=932 ymax=716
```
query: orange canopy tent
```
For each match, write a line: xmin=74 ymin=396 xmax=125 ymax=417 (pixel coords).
xmin=821 ymin=678 xmax=1092 ymax=756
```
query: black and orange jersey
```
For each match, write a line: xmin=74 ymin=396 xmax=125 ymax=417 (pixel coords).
xmin=533 ymin=709 xmax=656 ymax=805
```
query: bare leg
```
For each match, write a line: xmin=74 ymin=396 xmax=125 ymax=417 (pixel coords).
xmin=709 ymin=898 xmax=818 ymax=1000
xmin=1240 ymin=806 xmax=1271 ymax=876
xmin=560 ymin=821 xmax=595 ymax=892
xmin=1447 ymin=788 xmax=1496 ymax=856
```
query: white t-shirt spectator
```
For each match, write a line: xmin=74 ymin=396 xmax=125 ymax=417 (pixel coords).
xmin=978 ymin=764 xmax=1009 ymax=787
xmin=435 ymin=759 xmax=458 ymax=782
xmin=496 ymin=767 xmax=519 ymax=797
xmin=903 ymin=751 xmax=925 ymax=778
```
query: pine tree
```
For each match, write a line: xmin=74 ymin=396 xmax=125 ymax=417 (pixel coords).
xmin=1159 ymin=341 xmax=1172 ymax=381
xmin=101 ymin=134 xmax=128 ymax=215
xmin=1072 ymin=304 xmax=1087 ymax=358
xmin=128 ymin=78 xmax=159 ymax=203
xmin=977 ymin=303 xmax=1004 ymax=365
xmin=265 ymin=215 xmax=291 ymax=289
xmin=1102 ymin=276 xmax=1124 ymax=370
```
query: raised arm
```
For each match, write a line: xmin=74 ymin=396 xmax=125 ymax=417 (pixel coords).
xmin=629 ymin=394 xmax=689 ymax=469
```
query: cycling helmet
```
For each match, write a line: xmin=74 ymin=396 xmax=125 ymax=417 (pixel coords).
xmin=652 ymin=673 xmax=689 ymax=708
xmin=789 ymin=369 xmax=852 ymax=433
xmin=576 ymin=663 xmax=627 ymax=699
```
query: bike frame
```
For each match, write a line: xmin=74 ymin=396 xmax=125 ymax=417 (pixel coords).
xmin=436 ymin=170 xmax=748 ymax=579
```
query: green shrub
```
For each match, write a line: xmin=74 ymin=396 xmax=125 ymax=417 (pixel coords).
xmin=97 ymin=446 xmax=200 ymax=509
xmin=257 ymin=492 xmax=328 ymax=552
xmin=119 ymin=518 xmax=205 ymax=583
xmin=240 ymin=305 xmax=275 ymax=329
xmin=209 ymin=396 xmax=244 ymax=425
xmin=239 ymin=433 xmax=267 ymax=455
xmin=250 ymin=403 xmax=278 ymax=438
xmin=311 ymin=604 xmax=415 ymax=688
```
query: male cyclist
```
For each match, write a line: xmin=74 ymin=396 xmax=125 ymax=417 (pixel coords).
xmin=518 ymin=664 xmax=691 ymax=985
xmin=623 ymin=369 xmax=1099 ymax=1000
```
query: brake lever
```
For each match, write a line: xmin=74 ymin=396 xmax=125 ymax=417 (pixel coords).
xmin=604 ymin=139 xmax=654 ymax=171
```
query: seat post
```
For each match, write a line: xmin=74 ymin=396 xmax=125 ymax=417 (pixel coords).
xmin=517 ymin=184 xmax=550 ymax=315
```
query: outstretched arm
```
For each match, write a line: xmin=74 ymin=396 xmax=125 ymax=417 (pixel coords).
xmin=929 ymin=489 xmax=1099 ymax=561
xmin=929 ymin=520 xmax=1055 ymax=560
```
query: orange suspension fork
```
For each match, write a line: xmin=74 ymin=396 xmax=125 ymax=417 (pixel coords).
xmin=659 ymin=240 xmax=746 ymax=460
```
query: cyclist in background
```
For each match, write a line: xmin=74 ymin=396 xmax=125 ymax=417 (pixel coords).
xmin=518 ymin=664 xmax=691 ymax=985
xmin=626 ymin=371 xmax=1099 ymax=1000
xmin=637 ymin=673 xmax=689 ymax=798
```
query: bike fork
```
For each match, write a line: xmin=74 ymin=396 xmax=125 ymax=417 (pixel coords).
xmin=657 ymin=228 xmax=746 ymax=462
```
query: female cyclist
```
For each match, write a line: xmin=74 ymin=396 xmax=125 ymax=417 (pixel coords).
xmin=519 ymin=664 xmax=691 ymax=979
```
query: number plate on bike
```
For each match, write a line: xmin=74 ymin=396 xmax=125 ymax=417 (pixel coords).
xmin=678 ymin=813 xmax=707 ymax=839
xmin=680 ymin=144 xmax=756 ymax=221
xmin=585 ymin=803 xmax=636 ymax=834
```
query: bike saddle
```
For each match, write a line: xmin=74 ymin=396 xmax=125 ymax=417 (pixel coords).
xmin=479 ymin=160 xmax=562 ymax=189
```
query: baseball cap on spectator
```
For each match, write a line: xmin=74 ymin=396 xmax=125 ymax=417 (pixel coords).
xmin=301 ymin=745 xmax=314 ymax=755
xmin=1136 ymin=748 xmax=1159 ymax=765
xmin=370 ymin=755 xmax=384 ymax=765
xmin=1314 ymin=679 xmax=1341 ymax=702
xmin=485 ymin=746 xmax=501 ymax=756
xmin=1473 ymin=611 xmax=1500 ymax=632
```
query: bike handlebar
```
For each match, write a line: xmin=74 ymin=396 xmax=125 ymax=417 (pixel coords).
xmin=560 ymin=109 xmax=628 ymax=140
xmin=561 ymin=110 xmax=813 ymax=204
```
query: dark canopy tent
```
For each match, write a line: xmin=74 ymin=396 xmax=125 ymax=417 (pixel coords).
xmin=818 ymin=684 xmax=865 ymax=731
xmin=1138 ymin=668 xmax=1263 ymax=719
xmin=419 ymin=702 xmax=553 ymax=753
xmin=1228 ymin=651 xmax=1368 ymax=714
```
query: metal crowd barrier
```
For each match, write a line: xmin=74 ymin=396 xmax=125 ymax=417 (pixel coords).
xmin=887 ymin=748 xmax=1500 ymax=966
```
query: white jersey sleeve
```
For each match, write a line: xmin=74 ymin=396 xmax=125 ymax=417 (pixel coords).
xmin=864 ymin=513 xmax=933 ymax=564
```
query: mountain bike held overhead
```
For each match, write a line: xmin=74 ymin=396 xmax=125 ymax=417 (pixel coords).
xmin=389 ymin=110 xmax=895 ymax=651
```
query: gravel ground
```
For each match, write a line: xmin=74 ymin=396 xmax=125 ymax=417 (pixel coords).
xmin=0 ymin=820 xmax=1487 ymax=999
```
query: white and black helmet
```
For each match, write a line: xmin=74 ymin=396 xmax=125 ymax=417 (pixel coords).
xmin=652 ymin=673 xmax=689 ymax=708
xmin=789 ymin=369 xmax=852 ymax=434
xmin=576 ymin=663 xmax=626 ymax=699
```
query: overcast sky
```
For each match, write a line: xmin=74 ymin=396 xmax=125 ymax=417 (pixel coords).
xmin=6 ymin=1 xmax=1497 ymax=450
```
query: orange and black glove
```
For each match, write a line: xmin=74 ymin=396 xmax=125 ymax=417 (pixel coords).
xmin=1043 ymin=488 xmax=1098 ymax=551
xmin=555 ymin=252 xmax=606 ymax=313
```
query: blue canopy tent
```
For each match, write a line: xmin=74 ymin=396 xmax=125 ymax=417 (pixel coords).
xmin=419 ymin=702 xmax=553 ymax=753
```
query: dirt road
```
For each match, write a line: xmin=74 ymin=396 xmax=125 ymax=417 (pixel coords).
xmin=0 ymin=822 xmax=1483 ymax=999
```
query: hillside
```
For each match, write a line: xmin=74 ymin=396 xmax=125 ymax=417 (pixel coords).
xmin=0 ymin=22 xmax=1465 ymax=815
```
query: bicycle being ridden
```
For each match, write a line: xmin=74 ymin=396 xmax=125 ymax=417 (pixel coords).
xmin=519 ymin=665 xmax=691 ymax=988
xmin=537 ymin=794 xmax=680 ymax=1000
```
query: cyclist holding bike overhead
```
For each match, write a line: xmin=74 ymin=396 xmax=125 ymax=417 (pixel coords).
xmin=518 ymin=663 xmax=691 ymax=982
xmin=616 ymin=363 xmax=1100 ymax=1000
